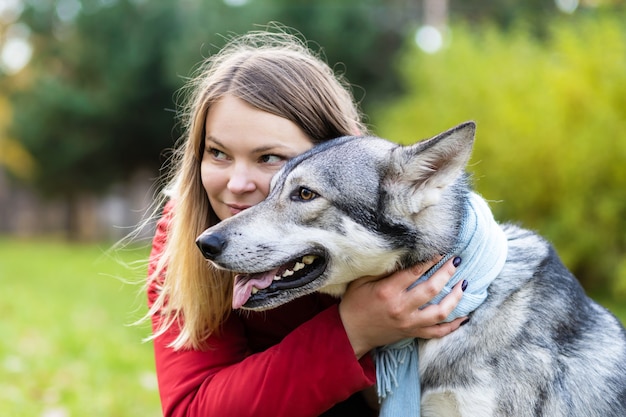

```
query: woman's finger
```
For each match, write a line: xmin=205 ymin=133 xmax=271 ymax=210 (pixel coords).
xmin=413 ymin=316 xmax=469 ymax=339
xmin=410 ymin=278 xmax=466 ymax=325
xmin=403 ymin=257 xmax=461 ymax=308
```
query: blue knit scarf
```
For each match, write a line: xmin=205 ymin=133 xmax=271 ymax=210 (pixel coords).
xmin=373 ymin=192 xmax=508 ymax=416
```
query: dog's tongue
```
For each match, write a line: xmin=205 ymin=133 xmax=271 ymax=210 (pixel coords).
xmin=232 ymin=273 xmax=275 ymax=309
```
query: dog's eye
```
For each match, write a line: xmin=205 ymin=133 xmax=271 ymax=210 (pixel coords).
xmin=294 ymin=187 xmax=318 ymax=201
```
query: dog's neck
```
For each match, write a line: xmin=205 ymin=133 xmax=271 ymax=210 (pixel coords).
xmin=375 ymin=191 xmax=509 ymax=416
xmin=408 ymin=191 xmax=509 ymax=316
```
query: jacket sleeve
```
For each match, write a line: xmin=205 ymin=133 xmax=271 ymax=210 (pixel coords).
xmin=147 ymin=203 xmax=376 ymax=417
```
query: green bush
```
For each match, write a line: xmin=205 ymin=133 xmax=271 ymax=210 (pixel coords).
xmin=372 ymin=13 xmax=626 ymax=298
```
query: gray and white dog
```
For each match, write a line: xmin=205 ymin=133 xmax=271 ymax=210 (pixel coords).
xmin=196 ymin=122 xmax=626 ymax=416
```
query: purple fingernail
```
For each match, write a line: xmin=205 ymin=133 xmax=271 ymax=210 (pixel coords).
xmin=453 ymin=256 xmax=462 ymax=268
xmin=461 ymin=279 xmax=468 ymax=291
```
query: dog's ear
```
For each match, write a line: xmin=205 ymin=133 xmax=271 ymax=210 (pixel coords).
xmin=384 ymin=121 xmax=475 ymax=216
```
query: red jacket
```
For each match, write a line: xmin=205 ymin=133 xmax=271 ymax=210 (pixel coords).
xmin=148 ymin=202 xmax=376 ymax=417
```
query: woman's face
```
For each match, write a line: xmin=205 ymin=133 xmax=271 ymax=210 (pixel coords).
xmin=202 ymin=95 xmax=314 ymax=221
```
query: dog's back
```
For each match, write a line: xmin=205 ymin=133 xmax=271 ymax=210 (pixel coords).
xmin=419 ymin=223 xmax=626 ymax=416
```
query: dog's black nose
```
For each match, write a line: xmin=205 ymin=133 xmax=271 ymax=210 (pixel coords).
xmin=196 ymin=232 xmax=227 ymax=259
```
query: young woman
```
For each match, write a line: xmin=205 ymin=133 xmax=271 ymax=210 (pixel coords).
xmin=147 ymin=29 xmax=468 ymax=417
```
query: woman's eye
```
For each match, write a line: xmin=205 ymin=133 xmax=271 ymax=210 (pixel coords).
xmin=298 ymin=187 xmax=318 ymax=201
xmin=260 ymin=154 xmax=283 ymax=164
xmin=208 ymin=148 xmax=228 ymax=160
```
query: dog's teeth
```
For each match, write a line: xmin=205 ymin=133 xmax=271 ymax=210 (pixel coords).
xmin=251 ymin=287 xmax=259 ymax=294
xmin=302 ymin=255 xmax=316 ymax=265
xmin=273 ymin=275 xmax=281 ymax=281
xmin=282 ymin=269 xmax=294 ymax=277
xmin=293 ymin=262 xmax=305 ymax=271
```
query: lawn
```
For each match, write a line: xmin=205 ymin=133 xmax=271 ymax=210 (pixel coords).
xmin=1 ymin=238 xmax=624 ymax=417
xmin=0 ymin=238 xmax=161 ymax=417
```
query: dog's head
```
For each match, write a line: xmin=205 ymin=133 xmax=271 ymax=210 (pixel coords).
xmin=196 ymin=122 xmax=475 ymax=310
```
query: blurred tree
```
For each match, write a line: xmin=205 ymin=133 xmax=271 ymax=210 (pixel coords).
xmin=449 ymin=0 xmax=626 ymax=33
xmin=7 ymin=0 xmax=422 ymax=238
xmin=163 ymin=0 xmax=421 ymax=116
xmin=372 ymin=11 xmax=626 ymax=298
xmin=9 ymin=0 xmax=181 ymax=238
xmin=267 ymin=0 xmax=420 ymax=112
xmin=7 ymin=0 xmax=621 ymax=240
xmin=451 ymin=0 xmax=558 ymax=29
xmin=0 ymin=96 xmax=34 ymax=180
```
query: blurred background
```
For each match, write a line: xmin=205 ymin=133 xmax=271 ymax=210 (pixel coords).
xmin=1 ymin=0 xmax=625 ymax=415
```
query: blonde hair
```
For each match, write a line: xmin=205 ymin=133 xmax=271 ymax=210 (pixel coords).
xmin=149 ymin=28 xmax=367 ymax=350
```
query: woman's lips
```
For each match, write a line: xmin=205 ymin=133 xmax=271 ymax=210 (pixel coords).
xmin=226 ymin=204 xmax=251 ymax=216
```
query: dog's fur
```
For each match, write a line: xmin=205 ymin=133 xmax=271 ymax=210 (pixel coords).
xmin=197 ymin=122 xmax=626 ymax=416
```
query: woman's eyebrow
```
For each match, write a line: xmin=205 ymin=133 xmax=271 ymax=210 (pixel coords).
xmin=206 ymin=135 xmax=291 ymax=154
xmin=204 ymin=135 xmax=224 ymax=147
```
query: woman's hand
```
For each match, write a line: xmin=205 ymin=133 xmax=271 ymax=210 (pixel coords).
xmin=338 ymin=257 xmax=466 ymax=359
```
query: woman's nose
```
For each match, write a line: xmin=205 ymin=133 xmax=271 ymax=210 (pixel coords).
xmin=227 ymin=164 xmax=257 ymax=194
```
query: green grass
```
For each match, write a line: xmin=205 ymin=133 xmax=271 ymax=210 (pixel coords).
xmin=1 ymin=238 xmax=624 ymax=417
xmin=0 ymin=238 xmax=161 ymax=417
